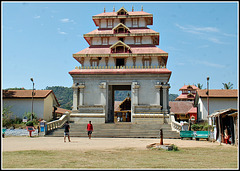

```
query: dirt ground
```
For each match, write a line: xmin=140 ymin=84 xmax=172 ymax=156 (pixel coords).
xmin=2 ymin=136 xmax=233 ymax=152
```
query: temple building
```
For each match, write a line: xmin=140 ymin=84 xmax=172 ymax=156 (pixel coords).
xmin=175 ymin=85 xmax=199 ymax=101
xmin=69 ymin=7 xmax=172 ymax=124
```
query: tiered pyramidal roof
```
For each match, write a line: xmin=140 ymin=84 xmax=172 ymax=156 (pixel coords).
xmin=71 ymin=6 xmax=170 ymax=74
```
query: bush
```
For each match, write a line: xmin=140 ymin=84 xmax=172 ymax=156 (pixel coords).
xmin=26 ymin=121 xmax=34 ymax=126
xmin=191 ymin=122 xmax=212 ymax=131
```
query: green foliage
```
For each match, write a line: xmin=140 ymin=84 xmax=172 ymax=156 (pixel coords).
xmin=2 ymin=105 xmax=13 ymax=127
xmin=45 ymin=86 xmax=73 ymax=110
xmin=26 ymin=121 xmax=34 ymax=126
xmin=170 ymin=144 xmax=179 ymax=151
xmin=191 ymin=122 xmax=211 ymax=131
xmin=23 ymin=112 xmax=37 ymax=121
xmin=222 ymin=82 xmax=233 ymax=89
xmin=169 ymin=94 xmax=178 ymax=101
xmin=195 ymin=83 xmax=203 ymax=89
xmin=5 ymin=87 xmax=25 ymax=90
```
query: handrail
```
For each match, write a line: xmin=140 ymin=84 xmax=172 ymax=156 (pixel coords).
xmin=46 ymin=112 xmax=70 ymax=132
xmin=170 ymin=113 xmax=182 ymax=132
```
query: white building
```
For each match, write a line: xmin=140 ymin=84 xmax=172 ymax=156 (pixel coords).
xmin=194 ymin=89 xmax=238 ymax=122
xmin=69 ymin=7 xmax=172 ymax=124
xmin=3 ymin=90 xmax=60 ymax=121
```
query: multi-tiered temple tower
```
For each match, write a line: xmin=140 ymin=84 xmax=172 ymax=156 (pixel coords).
xmin=69 ymin=7 xmax=171 ymax=124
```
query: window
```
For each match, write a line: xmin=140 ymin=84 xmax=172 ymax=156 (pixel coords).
xmin=92 ymin=60 xmax=98 ymax=67
xmin=90 ymin=58 xmax=99 ymax=67
xmin=102 ymin=38 xmax=108 ymax=45
xmin=143 ymin=59 xmax=150 ymax=67
xmin=135 ymin=37 xmax=141 ymax=44
xmin=132 ymin=18 xmax=138 ymax=27
xmin=107 ymin=19 xmax=113 ymax=28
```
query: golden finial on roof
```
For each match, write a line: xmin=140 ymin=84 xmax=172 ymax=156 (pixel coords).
xmin=113 ymin=6 xmax=115 ymax=12
xmin=104 ymin=7 xmax=106 ymax=13
xmin=132 ymin=6 xmax=134 ymax=12
xmin=141 ymin=5 xmax=143 ymax=11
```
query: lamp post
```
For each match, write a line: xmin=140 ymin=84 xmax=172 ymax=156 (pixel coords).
xmin=30 ymin=78 xmax=34 ymax=121
xmin=206 ymin=76 xmax=210 ymax=139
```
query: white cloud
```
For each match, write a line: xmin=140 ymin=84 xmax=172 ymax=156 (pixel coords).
xmin=175 ymin=23 xmax=230 ymax=44
xmin=60 ymin=18 xmax=74 ymax=23
xmin=34 ymin=16 xmax=40 ymax=19
xmin=194 ymin=60 xmax=225 ymax=68
xmin=57 ymin=28 xmax=67 ymax=35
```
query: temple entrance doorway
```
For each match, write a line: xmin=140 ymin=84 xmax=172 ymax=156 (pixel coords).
xmin=106 ymin=85 xmax=131 ymax=123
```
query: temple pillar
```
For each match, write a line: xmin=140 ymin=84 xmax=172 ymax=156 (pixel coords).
xmin=155 ymin=82 xmax=162 ymax=106
xmin=99 ymin=82 xmax=107 ymax=113
xmin=132 ymin=82 xmax=140 ymax=105
xmin=162 ymin=83 xmax=170 ymax=123
xmin=72 ymin=85 xmax=79 ymax=111
xmin=78 ymin=83 xmax=85 ymax=106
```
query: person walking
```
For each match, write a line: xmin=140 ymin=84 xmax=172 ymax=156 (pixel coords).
xmin=87 ymin=121 xmax=93 ymax=139
xmin=64 ymin=121 xmax=71 ymax=142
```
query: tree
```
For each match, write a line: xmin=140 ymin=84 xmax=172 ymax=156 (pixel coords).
xmin=195 ymin=83 xmax=203 ymax=89
xmin=2 ymin=105 xmax=13 ymax=127
xmin=222 ymin=82 xmax=233 ymax=89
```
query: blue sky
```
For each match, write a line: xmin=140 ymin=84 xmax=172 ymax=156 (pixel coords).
xmin=2 ymin=1 xmax=238 ymax=95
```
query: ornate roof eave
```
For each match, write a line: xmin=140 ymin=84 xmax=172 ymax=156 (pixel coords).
xmin=92 ymin=14 xmax=153 ymax=20
xmin=73 ymin=53 xmax=168 ymax=58
xmin=116 ymin=6 xmax=129 ymax=14
xmin=83 ymin=32 xmax=159 ymax=38
xmin=112 ymin=23 xmax=130 ymax=32
xmin=110 ymin=40 xmax=131 ymax=49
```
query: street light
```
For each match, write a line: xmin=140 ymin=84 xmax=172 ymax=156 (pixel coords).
xmin=206 ymin=76 xmax=210 ymax=139
xmin=30 ymin=78 xmax=34 ymax=121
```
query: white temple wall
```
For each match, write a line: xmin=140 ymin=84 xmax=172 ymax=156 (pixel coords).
xmin=126 ymin=57 xmax=133 ymax=66
xmin=137 ymin=80 xmax=158 ymax=105
xmin=83 ymin=80 xmax=102 ymax=105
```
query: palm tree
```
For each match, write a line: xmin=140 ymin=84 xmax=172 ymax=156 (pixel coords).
xmin=195 ymin=83 xmax=203 ymax=89
xmin=222 ymin=82 xmax=233 ymax=89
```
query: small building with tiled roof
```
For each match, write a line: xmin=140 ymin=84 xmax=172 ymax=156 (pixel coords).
xmin=53 ymin=107 xmax=71 ymax=119
xmin=3 ymin=90 xmax=60 ymax=121
xmin=169 ymin=101 xmax=197 ymax=122
xmin=175 ymin=85 xmax=199 ymax=101
xmin=194 ymin=89 xmax=238 ymax=121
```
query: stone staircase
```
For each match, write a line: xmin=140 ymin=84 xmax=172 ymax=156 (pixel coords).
xmin=46 ymin=122 xmax=180 ymax=138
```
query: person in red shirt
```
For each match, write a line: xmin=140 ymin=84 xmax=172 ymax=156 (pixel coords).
xmin=87 ymin=121 xmax=93 ymax=139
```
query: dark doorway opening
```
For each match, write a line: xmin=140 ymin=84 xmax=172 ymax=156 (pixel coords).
xmin=107 ymin=85 xmax=131 ymax=123
xmin=116 ymin=58 xmax=125 ymax=67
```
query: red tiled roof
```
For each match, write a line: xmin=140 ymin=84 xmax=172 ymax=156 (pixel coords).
xmin=179 ymin=85 xmax=199 ymax=91
xmin=85 ymin=28 xmax=158 ymax=35
xmin=197 ymin=89 xmax=238 ymax=98
xmin=74 ymin=45 xmax=167 ymax=55
xmin=3 ymin=90 xmax=52 ymax=98
xmin=114 ymin=101 xmax=122 ymax=111
xmin=169 ymin=101 xmax=194 ymax=114
xmin=54 ymin=107 xmax=71 ymax=114
xmin=187 ymin=106 xmax=197 ymax=114
xmin=175 ymin=94 xmax=195 ymax=100
xmin=93 ymin=11 xmax=152 ymax=17
xmin=69 ymin=68 xmax=172 ymax=75
xmin=3 ymin=90 xmax=60 ymax=106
